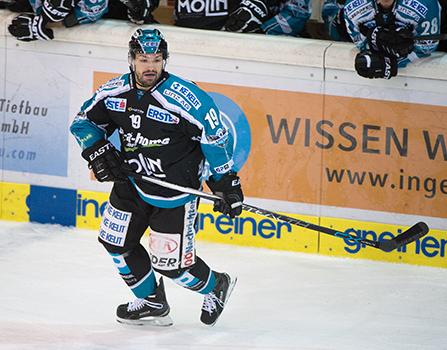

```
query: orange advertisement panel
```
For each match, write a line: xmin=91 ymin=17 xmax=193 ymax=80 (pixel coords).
xmin=93 ymin=72 xmax=447 ymax=218
xmin=321 ymin=96 xmax=447 ymax=218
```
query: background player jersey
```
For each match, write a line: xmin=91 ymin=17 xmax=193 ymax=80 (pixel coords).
xmin=261 ymin=0 xmax=312 ymax=35
xmin=29 ymin=0 xmax=108 ymax=25
xmin=70 ymin=72 xmax=235 ymax=208
xmin=344 ymin=0 xmax=440 ymax=67
xmin=174 ymin=0 xmax=236 ymax=30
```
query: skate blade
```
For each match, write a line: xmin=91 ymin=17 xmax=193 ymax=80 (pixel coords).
xmin=207 ymin=276 xmax=238 ymax=327
xmin=116 ymin=314 xmax=174 ymax=327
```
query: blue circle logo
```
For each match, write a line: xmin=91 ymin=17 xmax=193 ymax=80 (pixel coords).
xmin=209 ymin=92 xmax=251 ymax=172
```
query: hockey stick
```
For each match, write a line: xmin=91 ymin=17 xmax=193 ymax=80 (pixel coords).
xmin=126 ymin=172 xmax=429 ymax=252
xmin=414 ymin=33 xmax=447 ymax=41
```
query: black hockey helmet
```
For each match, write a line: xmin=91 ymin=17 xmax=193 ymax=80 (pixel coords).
xmin=128 ymin=28 xmax=169 ymax=60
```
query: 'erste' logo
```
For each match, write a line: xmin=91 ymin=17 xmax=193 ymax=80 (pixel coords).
xmin=105 ymin=97 xmax=127 ymax=112
xmin=146 ymin=105 xmax=179 ymax=124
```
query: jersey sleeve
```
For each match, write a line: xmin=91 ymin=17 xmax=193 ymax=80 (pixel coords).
xmin=261 ymin=0 xmax=312 ymax=36
xmin=198 ymin=102 xmax=235 ymax=178
xmin=344 ymin=0 xmax=440 ymax=67
xmin=344 ymin=0 xmax=372 ymax=51
xmin=156 ymin=76 xmax=236 ymax=179
xmin=71 ymin=0 xmax=108 ymax=24
xmin=70 ymin=75 xmax=128 ymax=150
xmin=396 ymin=0 xmax=440 ymax=67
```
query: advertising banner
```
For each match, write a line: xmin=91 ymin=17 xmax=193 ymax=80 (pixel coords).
xmin=2 ymin=181 xmax=445 ymax=267
xmin=3 ymin=51 xmax=70 ymax=177
xmin=198 ymin=83 xmax=447 ymax=219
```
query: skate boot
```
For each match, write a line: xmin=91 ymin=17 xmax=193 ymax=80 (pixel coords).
xmin=200 ymin=272 xmax=237 ymax=326
xmin=116 ymin=277 xmax=173 ymax=326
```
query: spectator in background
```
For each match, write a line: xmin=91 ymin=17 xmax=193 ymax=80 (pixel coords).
xmin=173 ymin=0 xmax=312 ymax=36
xmin=7 ymin=0 xmax=109 ymax=41
xmin=344 ymin=0 xmax=440 ymax=79
xmin=321 ymin=0 xmax=351 ymax=41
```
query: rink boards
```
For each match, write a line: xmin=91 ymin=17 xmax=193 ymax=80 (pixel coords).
xmin=0 ymin=16 xmax=446 ymax=269
xmin=1 ymin=181 xmax=446 ymax=268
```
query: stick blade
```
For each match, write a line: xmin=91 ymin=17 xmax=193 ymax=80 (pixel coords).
xmin=379 ymin=222 xmax=429 ymax=252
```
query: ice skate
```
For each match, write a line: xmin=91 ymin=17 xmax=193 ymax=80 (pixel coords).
xmin=200 ymin=272 xmax=237 ymax=326
xmin=116 ymin=277 xmax=173 ymax=326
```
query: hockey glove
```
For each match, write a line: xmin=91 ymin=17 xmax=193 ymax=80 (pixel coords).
xmin=355 ymin=51 xmax=398 ymax=79
xmin=81 ymin=140 xmax=128 ymax=183
xmin=8 ymin=14 xmax=54 ymax=41
xmin=42 ymin=0 xmax=75 ymax=22
xmin=119 ymin=0 xmax=159 ymax=24
xmin=224 ymin=0 xmax=269 ymax=33
xmin=364 ymin=25 xmax=414 ymax=58
xmin=206 ymin=173 xmax=244 ymax=218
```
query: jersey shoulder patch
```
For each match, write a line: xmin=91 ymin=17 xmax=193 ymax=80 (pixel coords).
xmin=344 ymin=0 xmax=370 ymax=16
xmin=160 ymin=74 xmax=209 ymax=112
xmin=80 ymin=74 xmax=130 ymax=114
xmin=97 ymin=74 xmax=130 ymax=93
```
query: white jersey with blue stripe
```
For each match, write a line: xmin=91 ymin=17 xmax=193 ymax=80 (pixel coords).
xmin=344 ymin=0 xmax=440 ymax=67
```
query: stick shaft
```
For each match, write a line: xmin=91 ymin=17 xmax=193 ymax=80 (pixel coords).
xmin=128 ymin=172 xmax=428 ymax=252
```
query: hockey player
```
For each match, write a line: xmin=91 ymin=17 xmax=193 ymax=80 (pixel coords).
xmin=7 ymin=0 xmax=109 ymax=41
xmin=258 ymin=0 xmax=312 ymax=36
xmin=70 ymin=28 xmax=242 ymax=326
xmin=322 ymin=0 xmax=351 ymax=41
xmin=344 ymin=0 xmax=440 ymax=79
xmin=172 ymin=0 xmax=311 ymax=36
xmin=6 ymin=0 xmax=158 ymax=41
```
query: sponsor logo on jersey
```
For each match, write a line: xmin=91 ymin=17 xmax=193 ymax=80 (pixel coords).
xmin=123 ymin=132 xmax=170 ymax=151
xmin=146 ymin=104 xmax=180 ymax=124
xmin=397 ymin=5 xmax=421 ymax=22
xmin=99 ymin=77 xmax=125 ymax=91
xmin=105 ymin=97 xmax=127 ymax=112
xmin=344 ymin=0 xmax=368 ymax=15
xmin=171 ymin=82 xmax=202 ymax=109
xmin=402 ymin=0 xmax=428 ymax=17
xmin=214 ymin=159 xmax=234 ymax=174
xmin=163 ymin=89 xmax=192 ymax=111
xmin=127 ymin=107 xmax=145 ymax=114
xmin=127 ymin=153 xmax=166 ymax=178
xmin=206 ymin=127 xmax=228 ymax=145
xmin=177 ymin=0 xmax=228 ymax=16
xmin=348 ymin=5 xmax=371 ymax=20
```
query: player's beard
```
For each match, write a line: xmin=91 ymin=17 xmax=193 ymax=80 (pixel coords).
xmin=135 ymin=69 xmax=161 ymax=89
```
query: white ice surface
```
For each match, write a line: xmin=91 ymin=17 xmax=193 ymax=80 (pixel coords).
xmin=0 ymin=221 xmax=446 ymax=350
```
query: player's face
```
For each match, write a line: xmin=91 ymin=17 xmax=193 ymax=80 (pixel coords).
xmin=133 ymin=53 xmax=164 ymax=90
xmin=377 ymin=0 xmax=394 ymax=9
